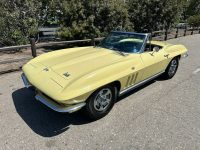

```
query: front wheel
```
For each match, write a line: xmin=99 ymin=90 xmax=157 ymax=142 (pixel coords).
xmin=85 ymin=85 xmax=118 ymax=120
xmin=163 ymin=57 xmax=179 ymax=79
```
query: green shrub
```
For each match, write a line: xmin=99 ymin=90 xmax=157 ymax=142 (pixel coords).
xmin=188 ymin=15 xmax=200 ymax=27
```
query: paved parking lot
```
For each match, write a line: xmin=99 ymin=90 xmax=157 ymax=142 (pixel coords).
xmin=0 ymin=34 xmax=200 ymax=150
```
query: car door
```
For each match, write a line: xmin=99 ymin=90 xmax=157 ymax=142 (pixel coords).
xmin=140 ymin=47 xmax=169 ymax=81
xmin=119 ymin=54 xmax=145 ymax=93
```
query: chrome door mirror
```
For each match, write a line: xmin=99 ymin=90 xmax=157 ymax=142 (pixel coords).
xmin=153 ymin=46 xmax=160 ymax=52
xmin=150 ymin=46 xmax=160 ymax=56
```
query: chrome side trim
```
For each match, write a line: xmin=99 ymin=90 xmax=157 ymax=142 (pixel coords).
xmin=119 ymin=71 xmax=165 ymax=96
xmin=35 ymin=94 xmax=86 ymax=113
xmin=21 ymin=73 xmax=31 ymax=88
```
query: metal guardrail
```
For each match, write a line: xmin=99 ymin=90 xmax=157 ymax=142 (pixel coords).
xmin=0 ymin=28 xmax=199 ymax=58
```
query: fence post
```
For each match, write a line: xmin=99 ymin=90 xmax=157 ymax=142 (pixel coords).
xmin=191 ymin=27 xmax=194 ymax=35
xmin=164 ymin=29 xmax=168 ymax=41
xmin=184 ymin=26 xmax=187 ymax=36
xmin=91 ymin=37 xmax=95 ymax=46
xmin=30 ymin=38 xmax=37 ymax=58
xmin=175 ymin=27 xmax=179 ymax=38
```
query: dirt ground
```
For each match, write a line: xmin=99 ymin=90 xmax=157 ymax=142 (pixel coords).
xmin=0 ymin=48 xmax=44 ymax=74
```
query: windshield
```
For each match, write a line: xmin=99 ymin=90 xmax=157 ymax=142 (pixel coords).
xmin=99 ymin=32 xmax=147 ymax=53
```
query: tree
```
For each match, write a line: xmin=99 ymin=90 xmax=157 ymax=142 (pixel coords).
xmin=186 ymin=0 xmax=200 ymax=16
xmin=38 ymin=0 xmax=61 ymax=26
xmin=128 ymin=0 xmax=184 ymax=32
xmin=57 ymin=0 xmax=132 ymax=40
xmin=0 ymin=0 xmax=41 ymax=46
xmin=0 ymin=0 xmax=190 ymax=46
xmin=188 ymin=15 xmax=200 ymax=27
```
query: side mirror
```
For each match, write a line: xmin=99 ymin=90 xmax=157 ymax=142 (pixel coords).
xmin=150 ymin=46 xmax=160 ymax=56
xmin=153 ymin=46 xmax=160 ymax=52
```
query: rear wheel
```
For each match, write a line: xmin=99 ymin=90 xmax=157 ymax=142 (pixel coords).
xmin=85 ymin=85 xmax=117 ymax=120
xmin=163 ymin=57 xmax=179 ymax=79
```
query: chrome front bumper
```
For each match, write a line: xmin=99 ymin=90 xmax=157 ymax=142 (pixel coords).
xmin=35 ymin=94 xmax=86 ymax=113
xmin=182 ymin=52 xmax=188 ymax=58
xmin=21 ymin=73 xmax=32 ymax=88
xmin=21 ymin=73 xmax=86 ymax=113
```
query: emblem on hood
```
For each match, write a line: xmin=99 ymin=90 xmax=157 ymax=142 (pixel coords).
xmin=43 ymin=68 xmax=49 ymax=72
xmin=63 ymin=72 xmax=70 ymax=77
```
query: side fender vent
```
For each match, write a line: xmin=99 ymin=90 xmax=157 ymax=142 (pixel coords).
xmin=126 ymin=72 xmax=139 ymax=87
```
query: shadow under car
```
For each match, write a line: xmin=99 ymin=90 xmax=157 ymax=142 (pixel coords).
xmin=12 ymin=77 xmax=160 ymax=137
xmin=12 ymin=88 xmax=91 ymax=137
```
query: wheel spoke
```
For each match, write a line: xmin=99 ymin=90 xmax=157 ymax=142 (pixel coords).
xmin=99 ymin=94 xmax=105 ymax=99
xmin=104 ymin=90 xmax=110 ymax=96
xmin=93 ymin=88 xmax=112 ymax=112
xmin=103 ymin=100 xmax=110 ymax=106
xmin=168 ymin=60 xmax=178 ymax=76
xmin=99 ymin=105 xmax=105 ymax=111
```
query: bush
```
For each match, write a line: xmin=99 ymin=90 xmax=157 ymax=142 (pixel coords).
xmin=188 ymin=15 xmax=200 ymax=27
xmin=57 ymin=0 xmax=132 ymax=40
xmin=0 ymin=0 xmax=40 ymax=46
xmin=0 ymin=0 xmax=191 ymax=46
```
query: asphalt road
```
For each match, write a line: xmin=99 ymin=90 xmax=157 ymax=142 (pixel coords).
xmin=0 ymin=34 xmax=200 ymax=150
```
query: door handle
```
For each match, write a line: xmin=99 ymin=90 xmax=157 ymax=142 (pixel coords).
xmin=164 ymin=54 xmax=169 ymax=58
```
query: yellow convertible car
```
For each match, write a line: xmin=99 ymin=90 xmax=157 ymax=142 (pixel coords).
xmin=22 ymin=31 xmax=188 ymax=120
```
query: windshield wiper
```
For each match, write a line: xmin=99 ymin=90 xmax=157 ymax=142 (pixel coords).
xmin=111 ymin=47 xmax=127 ymax=56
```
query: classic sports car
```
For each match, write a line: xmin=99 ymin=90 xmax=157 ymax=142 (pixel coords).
xmin=22 ymin=31 xmax=188 ymax=120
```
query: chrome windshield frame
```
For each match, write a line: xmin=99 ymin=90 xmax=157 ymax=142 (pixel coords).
xmin=138 ymin=33 xmax=150 ymax=54
xmin=104 ymin=31 xmax=150 ymax=54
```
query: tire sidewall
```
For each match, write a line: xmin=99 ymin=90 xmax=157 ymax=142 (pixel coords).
xmin=166 ymin=58 xmax=179 ymax=79
xmin=86 ymin=85 xmax=117 ymax=120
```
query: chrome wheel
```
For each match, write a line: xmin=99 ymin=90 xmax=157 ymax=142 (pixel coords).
xmin=168 ymin=59 xmax=178 ymax=76
xmin=94 ymin=88 xmax=112 ymax=112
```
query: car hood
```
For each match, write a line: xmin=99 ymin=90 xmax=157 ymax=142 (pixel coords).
xmin=29 ymin=47 xmax=128 ymax=87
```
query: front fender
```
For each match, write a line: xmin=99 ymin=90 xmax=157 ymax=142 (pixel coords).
xmin=165 ymin=44 xmax=188 ymax=59
xmin=60 ymin=55 xmax=143 ymax=102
